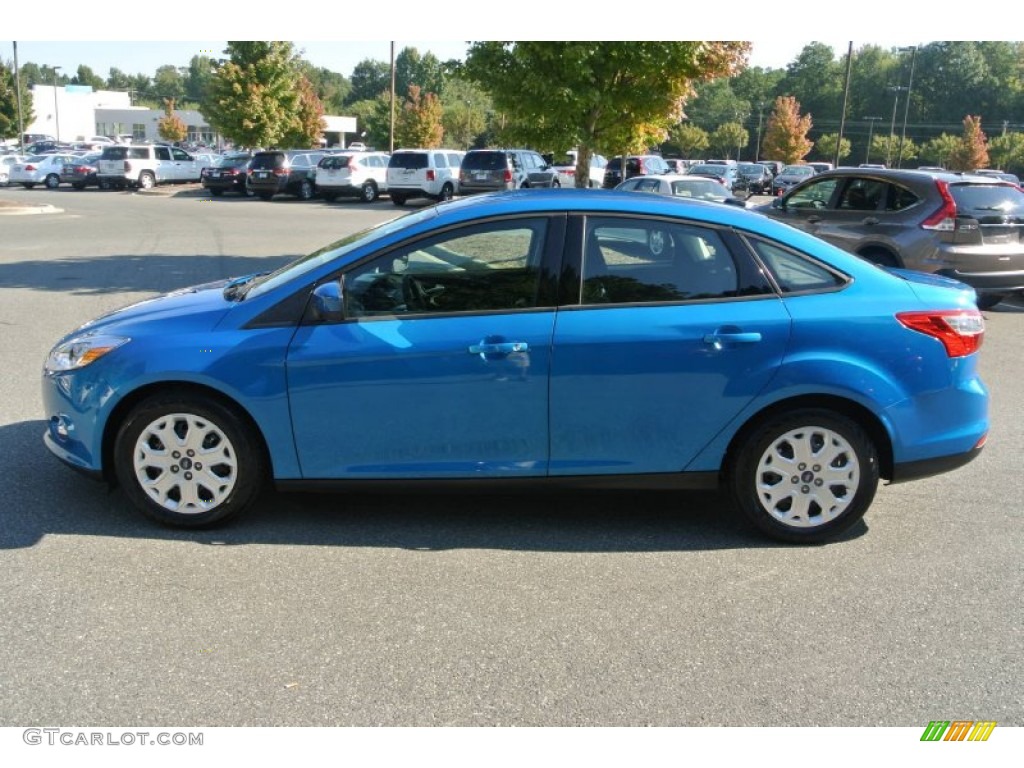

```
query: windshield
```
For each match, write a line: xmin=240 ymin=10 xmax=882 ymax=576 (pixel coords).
xmin=243 ymin=208 xmax=438 ymax=300
xmin=782 ymin=165 xmax=814 ymax=176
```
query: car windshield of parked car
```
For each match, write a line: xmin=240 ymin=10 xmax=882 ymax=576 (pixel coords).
xmin=670 ymin=179 xmax=728 ymax=199
xmin=243 ymin=208 xmax=439 ymax=300
xmin=738 ymin=163 xmax=765 ymax=175
xmin=689 ymin=164 xmax=726 ymax=177
xmin=782 ymin=165 xmax=815 ymax=176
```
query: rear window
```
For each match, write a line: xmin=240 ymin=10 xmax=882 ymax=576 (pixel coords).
xmin=250 ymin=153 xmax=286 ymax=171
xmin=389 ymin=152 xmax=428 ymax=170
xmin=462 ymin=151 xmax=508 ymax=171
xmin=319 ymin=155 xmax=352 ymax=170
xmin=100 ymin=146 xmax=127 ymax=160
xmin=949 ymin=183 xmax=1024 ymax=222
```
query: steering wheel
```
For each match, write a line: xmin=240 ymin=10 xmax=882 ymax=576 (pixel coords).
xmin=401 ymin=274 xmax=428 ymax=310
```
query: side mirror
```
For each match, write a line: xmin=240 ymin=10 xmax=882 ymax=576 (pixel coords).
xmin=723 ymin=197 xmax=747 ymax=208
xmin=310 ymin=280 xmax=345 ymax=323
xmin=771 ymin=197 xmax=783 ymax=209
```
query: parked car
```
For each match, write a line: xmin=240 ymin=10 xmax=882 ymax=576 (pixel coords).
xmin=61 ymin=152 xmax=102 ymax=189
xmin=758 ymin=160 xmax=785 ymax=177
xmin=687 ymin=162 xmax=744 ymax=195
xmin=248 ymin=150 xmax=326 ymax=201
xmin=201 ymin=153 xmax=254 ymax=197
xmin=314 ymin=151 xmax=390 ymax=202
xmin=736 ymin=162 xmax=774 ymax=195
xmin=9 ymin=153 xmax=77 ymax=188
xmin=754 ymin=167 xmax=1024 ymax=308
xmin=551 ymin=150 xmax=607 ymax=188
xmin=386 ymin=148 xmax=464 ymax=205
xmin=42 ymin=190 xmax=988 ymax=544
xmin=807 ymin=161 xmax=835 ymax=174
xmin=973 ymin=168 xmax=1021 ymax=185
xmin=615 ymin=173 xmax=747 ymax=207
xmin=1 ymin=154 xmax=27 ymax=186
xmin=602 ymin=155 xmax=671 ymax=188
xmin=458 ymin=148 xmax=560 ymax=194
xmin=771 ymin=164 xmax=817 ymax=195
xmin=96 ymin=144 xmax=201 ymax=189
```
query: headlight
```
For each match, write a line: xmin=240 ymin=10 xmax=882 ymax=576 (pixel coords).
xmin=45 ymin=334 xmax=130 ymax=373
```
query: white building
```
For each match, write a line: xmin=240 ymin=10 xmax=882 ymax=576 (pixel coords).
xmin=26 ymin=83 xmax=359 ymax=148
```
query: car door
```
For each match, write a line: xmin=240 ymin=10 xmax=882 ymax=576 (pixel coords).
xmin=810 ymin=176 xmax=911 ymax=253
xmin=769 ymin=176 xmax=842 ymax=239
xmin=171 ymin=147 xmax=197 ymax=181
xmin=285 ymin=215 xmax=563 ymax=479
xmin=548 ymin=215 xmax=790 ymax=475
xmin=153 ymin=146 xmax=173 ymax=181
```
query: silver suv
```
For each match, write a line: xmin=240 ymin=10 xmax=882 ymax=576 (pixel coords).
xmin=755 ymin=167 xmax=1024 ymax=308
xmin=96 ymin=144 xmax=200 ymax=189
xmin=458 ymin=148 xmax=559 ymax=194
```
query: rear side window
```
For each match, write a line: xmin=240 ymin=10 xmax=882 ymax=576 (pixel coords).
xmin=390 ymin=152 xmax=428 ymax=170
xmin=948 ymin=183 xmax=1024 ymax=221
xmin=127 ymin=148 xmax=150 ymax=160
xmin=748 ymin=238 xmax=848 ymax=293
xmin=433 ymin=153 xmax=448 ymax=168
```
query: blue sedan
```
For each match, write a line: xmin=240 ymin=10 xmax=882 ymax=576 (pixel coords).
xmin=42 ymin=190 xmax=989 ymax=543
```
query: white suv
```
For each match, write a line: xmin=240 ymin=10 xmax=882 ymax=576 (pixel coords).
xmin=315 ymin=151 xmax=390 ymax=203
xmin=96 ymin=144 xmax=200 ymax=189
xmin=386 ymin=148 xmax=465 ymax=206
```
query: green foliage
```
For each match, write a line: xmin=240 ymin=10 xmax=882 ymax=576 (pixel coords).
xmin=396 ymin=48 xmax=446 ymax=98
xmin=761 ymin=96 xmax=813 ymax=164
xmin=296 ymin=62 xmax=351 ymax=115
xmin=72 ymin=64 xmax=105 ymax=90
xmin=157 ymin=99 xmax=187 ymax=143
xmin=348 ymin=59 xmax=390 ymax=104
xmin=710 ymin=122 xmax=749 ymax=160
xmin=815 ymin=133 xmax=851 ymax=162
xmin=202 ymin=42 xmax=324 ymax=149
xmin=1 ymin=60 xmax=34 ymax=138
xmin=152 ymin=64 xmax=185 ymax=105
xmin=686 ymin=78 xmax=750 ymax=131
xmin=440 ymin=79 xmax=489 ymax=149
xmin=918 ymin=134 xmax=961 ymax=168
xmin=395 ymin=85 xmax=444 ymax=148
xmin=988 ymin=132 xmax=1024 ymax=173
xmin=106 ymin=68 xmax=133 ymax=91
xmin=669 ymin=123 xmax=710 ymax=158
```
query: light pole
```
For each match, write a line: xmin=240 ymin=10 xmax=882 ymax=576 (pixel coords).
xmin=886 ymin=85 xmax=907 ymax=167
xmin=863 ymin=116 xmax=882 ymax=164
xmin=52 ymin=65 xmax=62 ymax=142
xmin=754 ymin=102 xmax=765 ymax=162
xmin=897 ymin=46 xmax=917 ymax=168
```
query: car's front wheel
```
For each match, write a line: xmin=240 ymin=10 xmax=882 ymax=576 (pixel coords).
xmin=45 ymin=173 xmax=60 ymax=189
xmin=114 ymin=392 xmax=266 ymax=528
xmin=137 ymin=171 xmax=155 ymax=190
xmin=728 ymin=409 xmax=879 ymax=543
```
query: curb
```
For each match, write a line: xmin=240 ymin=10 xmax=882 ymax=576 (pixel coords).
xmin=0 ymin=203 xmax=64 ymax=216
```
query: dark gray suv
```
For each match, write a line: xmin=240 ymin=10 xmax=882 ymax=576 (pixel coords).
xmin=755 ymin=167 xmax=1024 ymax=308
xmin=457 ymin=148 xmax=559 ymax=194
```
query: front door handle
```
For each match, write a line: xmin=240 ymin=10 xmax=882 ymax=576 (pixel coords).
xmin=469 ymin=341 xmax=529 ymax=358
xmin=807 ymin=215 xmax=821 ymax=224
xmin=703 ymin=331 xmax=762 ymax=350
xmin=862 ymin=217 xmax=879 ymax=225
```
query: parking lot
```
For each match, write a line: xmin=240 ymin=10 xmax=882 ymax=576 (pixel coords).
xmin=1 ymin=183 xmax=1022 ymax=727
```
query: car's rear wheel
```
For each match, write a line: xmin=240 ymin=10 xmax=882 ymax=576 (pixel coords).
xmin=297 ymin=179 xmax=314 ymax=200
xmin=114 ymin=392 xmax=266 ymax=528
xmin=209 ymin=188 xmax=224 ymax=197
xmin=45 ymin=173 xmax=60 ymax=189
xmin=137 ymin=171 xmax=155 ymax=190
xmin=976 ymin=293 xmax=1006 ymax=310
xmin=436 ymin=183 xmax=454 ymax=202
xmin=728 ymin=409 xmax=879 ymax=543
xmin=859 ymin=248 xmax=899 ymax=268
xmin=360 ymin=181 xmax=378 ymax=203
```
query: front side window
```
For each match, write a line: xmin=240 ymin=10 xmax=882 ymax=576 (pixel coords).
xmin=343 ymin=218 xmax=550 ymax=318
xmin=786 ymin=178 xmax=839 ymax=209
xmin=155 ymin=147 xmax=171 ymax=161
xmin=581 ymin=218 xmax=740 ymax=304
xmin=171 ymin=148 xmax=191 ymax=161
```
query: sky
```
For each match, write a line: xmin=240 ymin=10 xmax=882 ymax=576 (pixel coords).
xmin=4 ymin=2 xmax=970 ymax=79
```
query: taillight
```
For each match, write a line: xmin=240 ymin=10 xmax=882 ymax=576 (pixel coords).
xmin=426 ymin=169 xmax=435 ymax=181
xmin=24 ymin=164 xmax=36 ymax=171
xmin=503 ymin=169 xmax=512 ymax=183
xmin=897 ymin=310 xmax=984 ymax=357
xmin=920 ymin=179 xmax=957 ymax=231
xmin=273 ymin=168 xmax=288 ymax=176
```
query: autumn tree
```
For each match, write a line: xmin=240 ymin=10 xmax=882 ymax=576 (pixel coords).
xmin=203 ymin=42 xmax=320 ymax=148
xmin=1 ymin=60 xmax=34 ymax=139
xmin=395 ymin=85 xmax=444 ymax=148
xmin=761 ymin=95 xmax=813 ymax=163
xmin=463 ymin=42 xmax=749 ymax=188
xmin=157 ymin=99 xmax=187 ymax=143
xmin=948 ymin=115 xmax=989 ymax=171
xmin=280 ymin=75 xmax=326 ymax=148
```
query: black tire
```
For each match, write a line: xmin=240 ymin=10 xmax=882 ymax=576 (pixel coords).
xmin=72 ymin=182 xmax=86 ymax=190
xmin=391 ymin=192 xmax=407 ymax=206
xmin=976 ymin=293 xmax=1005 ymax=310
xmin=551 ymin=178 xmax=561 ymax=188
xmin=360 ymin=181 xmax=378 ymax=203
xmin=209 ymin=188 xmax=224 ymax=197
xmin=137 ymin=171 xmax=155 ymax=190
xmin=45 ymin=173 xmax=60 ymax=189
xmin=297 ymin=179 xmax=314 ymax=200
xmin=436 ymin=183 xmax=454 ymax=202
xmin=99 ymin=179 xmax=112 ymax=190
xmin=113 ymin=391 xmax=266 ymax=528
xmin=728 ymin=409 xmax=879 ymax=543
xmin=320 ymin=190 xmax=338 ymax=202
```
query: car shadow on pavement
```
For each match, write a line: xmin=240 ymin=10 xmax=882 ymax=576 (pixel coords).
xmin=0 ymin=420 xmax=868 ymax=552
xmin=0 ymin=252 xmax=296 ymax=295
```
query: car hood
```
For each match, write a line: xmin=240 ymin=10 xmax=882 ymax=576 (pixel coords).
xmin=66 ymin=277 xmax=242 ymax=339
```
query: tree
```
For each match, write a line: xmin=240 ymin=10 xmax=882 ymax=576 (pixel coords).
xmin=71 ymin=64 xmax=105 ymax=90
xmin=463 ymin=41 xmax=749 ymax=189
xmin=1 ymin=60 xmax=34 ymax=139
xmin=687 ymin=78 xmax=750 ymax=132
xmin=815 ymin=133 xmax=851 ymax=163
xmin=183 ymin=55 xmax=215 ymax=106
xmin=761 ymin=95 xmax=813 ymax=163
xmin=279 ymin=75 xmax=326 ymax=148
xmin=440 ymin=77 xmax=491 ymax=149
xmin=948 ymin=115 xmax=989 ymax=171
xmin=296 ymin=61 xmax=351 ymax=115
xmin=346 ymin=93 xmax=391 ymax=150
xmin=918 ymin=134 xmax=961 ymax=168
xmin=395 ymin=85 xmax=444 ymax=148
xmin=710 ymin=122 xmax=748 ymax=160
xmin=777 ymin=43 xmax=845 ymax=128
xmin=669 ymin=123 xmax=709 ymax=158
xmin=348 ymin=59 xmax=390 ymax=104
xmin=152 ymin=64 xmax=186 ymax=105
xmin=988 ymin=131 xmax=1024 ymax=174
xmin=202 ymin=42 xmax=307 ymax=148
xmin=157 ymin=99 xmax=187 ymax=143
xmin=106 ymin=67 xmax=133 ymax=91
xmin=396 ymin=47 xmax=445 ymax=99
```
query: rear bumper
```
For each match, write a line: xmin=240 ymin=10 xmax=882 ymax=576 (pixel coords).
xmin=935 ymin=268 xmax=1024 ymax=293
xmin=889 ymin=444 xmax=984 ymax=484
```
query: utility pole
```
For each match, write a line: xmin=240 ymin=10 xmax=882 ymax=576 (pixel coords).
xmin=754 ymin=102 xmax=764 ymax=162
xmin=835 ymin=42 xmax=853 ymax=168
xmin=13 ymin=41 xmax=25 ymax=147
xmin=863 ymin=117 xmax=882 ymax=164
xmin=389 ymin=41 xmax=395 ymax=153
xmin=896 ymin=46 xmax=917 ymax=168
